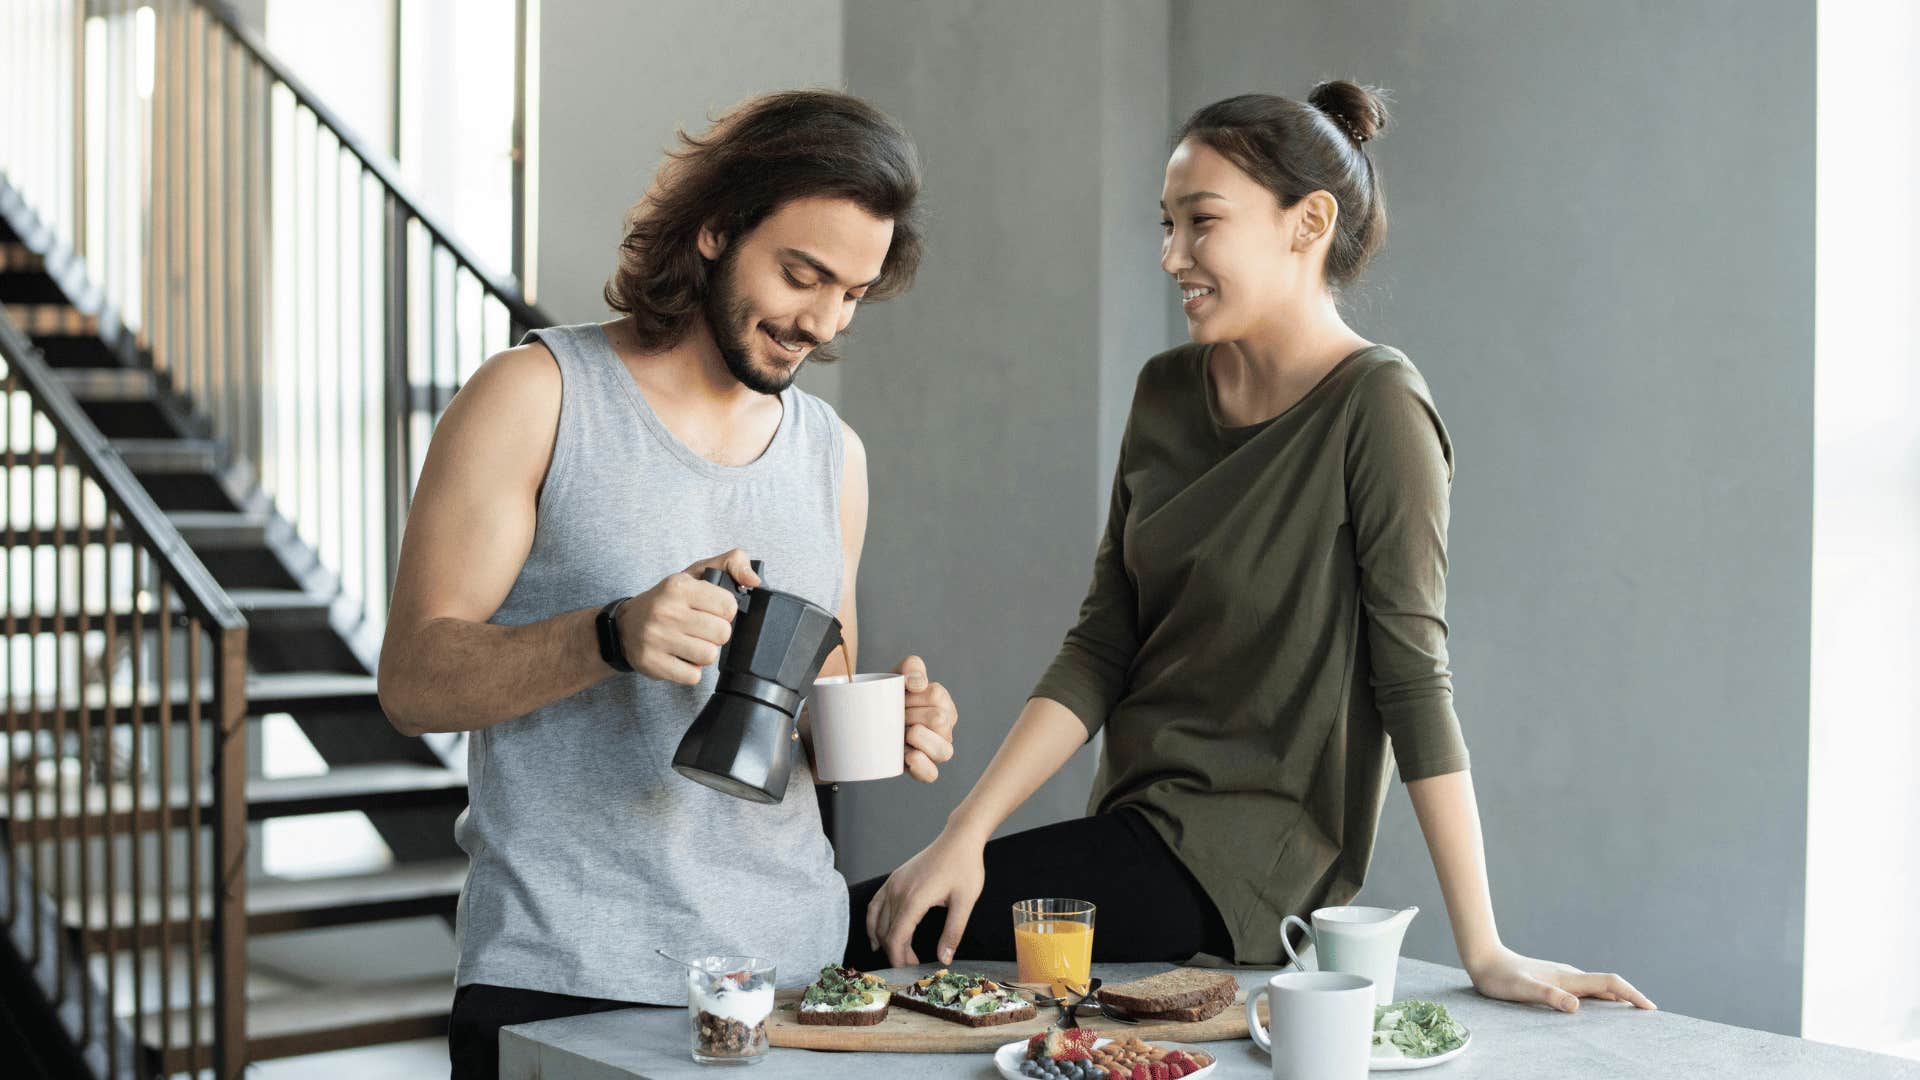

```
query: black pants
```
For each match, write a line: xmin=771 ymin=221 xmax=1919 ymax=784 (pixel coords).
xmin=843 ymin=808 xmax=1232 ymax=970
xmin=449 ymin=981 xmax=641 ymax=1080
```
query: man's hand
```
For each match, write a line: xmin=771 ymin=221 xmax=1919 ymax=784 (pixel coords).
xmin=617 ymin=550 xmax=761 ymax=684
xmin=895 ymin=655 xmax=957 ymax=782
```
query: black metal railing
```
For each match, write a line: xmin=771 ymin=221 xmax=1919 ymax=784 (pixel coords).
xmin=1 ymin=300 xmax=249 ymax=1077
xmin=1 ymin=0 xmax=551 ymax=643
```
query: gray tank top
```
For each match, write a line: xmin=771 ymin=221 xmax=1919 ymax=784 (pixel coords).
xmin=452 ymin=322 xmax=849 ymax=1003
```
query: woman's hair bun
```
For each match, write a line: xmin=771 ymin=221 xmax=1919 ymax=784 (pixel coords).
xmin=1307 ymin=80 xmax=1391 ymax=144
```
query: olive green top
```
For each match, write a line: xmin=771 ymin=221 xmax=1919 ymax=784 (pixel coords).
xmin=1031 ymin=342 xmax=1470 ymax=965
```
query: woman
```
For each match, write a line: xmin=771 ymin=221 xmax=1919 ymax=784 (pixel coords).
xmin=843 ymin=83 xmax=1653 ymax=1014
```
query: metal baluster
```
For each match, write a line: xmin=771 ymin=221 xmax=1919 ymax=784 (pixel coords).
xmin=185 ymin=615 xmax=204 ymax=1075
xmin=27 ymin=409 xmax=42 ymax=964
xmin=74 ymin=471 xmax=91 ymax=1045
xmin=211 ymin=623 xmax=246 ymax=1080
xmin=156 ymin=579 xmax=172 ymax=1068
xmin=129 ymin=545 xmax=144 ymax=1065
xmin=382 ymin=195 xmax=409 ymax=607
xmin=334 ymin=137 xmax=346 ymax=582
xmin=2 ymin=372 xmax=14 ymax=929
xmin=52 ymin=445 xmax=69 ymax=1001
xmin=100 ymin=513 xmax=117 ymax=1073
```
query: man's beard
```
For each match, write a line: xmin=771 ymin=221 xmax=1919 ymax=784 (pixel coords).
xmin=702 ymin=246 xmax=833 ymax=396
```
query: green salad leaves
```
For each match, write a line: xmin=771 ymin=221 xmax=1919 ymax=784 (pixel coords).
xmin=1373 ymin=1000 xmax=1469 ymax=1058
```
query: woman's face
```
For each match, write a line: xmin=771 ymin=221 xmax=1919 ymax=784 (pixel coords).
xmin=1160 ymin=139 xmax=1314 ymax=345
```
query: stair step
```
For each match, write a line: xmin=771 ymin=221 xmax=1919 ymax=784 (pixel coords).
xmin=0 ymin=268 xmax=67 ymax=304
xmin=110 ymin=437 xmax=226 ymax=474
xmin=64 ymin=857 xmax=467 ymax=951
xmin=246 ymin=670 xmax=381 ymax=714
xmin=167 ymin=509 xmax=270 ymax=548
xmin=3 ymin=670 xmax=380 ymax=724
xmin=0 ymin=763 xmax=468 ymax=841
xmin=51 ymin=365 xmax=157 ymax=402
xmin=147 ymin=974 xmax=451 ymax=1072
xmin=30 ymin=333 xmax=122 ymax=368
xmin=227 ymin=588 xmax=335 ymax=631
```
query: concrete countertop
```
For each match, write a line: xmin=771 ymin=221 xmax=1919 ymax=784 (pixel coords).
xmin=501 ymin=957 xmax=1920 ymax=1079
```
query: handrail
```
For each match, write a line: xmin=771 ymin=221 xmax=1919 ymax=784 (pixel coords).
xmin=195 ymin=0 xmax=551 ymax=331
xmin=1 ymin=290 xmax=252 ymax=1076
xmin=0 ymin=297 xmax=242 ymax=635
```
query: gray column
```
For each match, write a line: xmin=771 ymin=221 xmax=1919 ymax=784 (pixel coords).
xmin=834 ymin=0 xmax=1172 ymax=883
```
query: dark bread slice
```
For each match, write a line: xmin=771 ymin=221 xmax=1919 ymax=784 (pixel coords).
xmin=1097 ymin=968 xmax=1239 ymax=1014
xmin=1126 ymin=993 xmax=1233 ymax=1023
xmin=795 ymin=1003 xmax=890 ymax=1026
xmin=890 ymin=989 xmax=1037 ymax=1027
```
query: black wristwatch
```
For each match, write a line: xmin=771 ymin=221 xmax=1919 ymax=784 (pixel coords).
xmin=597 ymin=596 xmax=635 ymax=673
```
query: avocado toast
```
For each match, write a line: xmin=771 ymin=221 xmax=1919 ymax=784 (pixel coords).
xmin=796 ymin=965 xmax=893 ymax=1026
xmin=892 ymin=968 xmax=1037 ymax=1027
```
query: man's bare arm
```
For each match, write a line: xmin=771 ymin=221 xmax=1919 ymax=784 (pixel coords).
xmin=375 ymin=343 xmax=610 ymax=736
xmin=377 ymin=343 xmax=758 ymax=737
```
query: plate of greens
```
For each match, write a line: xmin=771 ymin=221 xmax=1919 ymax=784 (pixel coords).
xmin=1369 ymin=1000 xmax=1472 ymax=1071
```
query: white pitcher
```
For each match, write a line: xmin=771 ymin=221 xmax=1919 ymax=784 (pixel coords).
xmin=1280 ymin=905 xmax=1417 ymax=1007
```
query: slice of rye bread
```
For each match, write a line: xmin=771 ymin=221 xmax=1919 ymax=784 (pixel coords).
xmin=889 ymin=990 xmax=1037 ymax=1027
xmin=1097 ymin=968 xmax=1239 ymax=1014
xmin=795 ymin=1003 xmax=890 ymax=1026
xmin=1125 ymin=993 xmax=1234 ymax=1023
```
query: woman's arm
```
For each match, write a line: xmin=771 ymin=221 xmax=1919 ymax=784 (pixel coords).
xmin=1408 ymin=770 xmax=1657 ymax=1011
xmin=866 ymin=696 xmax=1087 ymax=965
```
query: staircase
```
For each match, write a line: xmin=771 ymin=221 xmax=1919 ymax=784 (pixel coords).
xmin=2 ymin=207 xmax=470 ymax=1076
xmin=0 ymin=0 xmax=548 ymax=1075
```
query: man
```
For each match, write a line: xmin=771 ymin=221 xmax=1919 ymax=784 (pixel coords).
xmin=375 ymin=90 xmax=959 ymax=1079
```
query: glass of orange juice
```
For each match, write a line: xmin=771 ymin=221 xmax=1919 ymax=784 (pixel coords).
xmin=1012 ymin=898 xmax=1096 ymax=994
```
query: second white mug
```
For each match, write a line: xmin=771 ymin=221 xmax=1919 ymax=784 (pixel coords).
xmin=1246 ymin=971 xmax=1375 ymax=1080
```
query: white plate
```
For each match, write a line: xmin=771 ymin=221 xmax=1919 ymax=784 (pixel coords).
xmin=1370 ymin=1026 xmax=1472 ymax=1071
xmin=995 ymin=1036 xmax=1219 ymax=1080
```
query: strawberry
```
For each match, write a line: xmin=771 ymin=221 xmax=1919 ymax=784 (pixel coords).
xmin=1131 ymin=1065 xmax=1149 ymax=1080
xmin=1040 ymin=1029 xmax=1095 ymax=1061
xmin=1152 ymin=1064 xmax=1171 ymax=1080
xmin=1164 ymin=1051 xmax=1196 ymax=1071
xmin=1166 ymin=1065 xmax=1187 ymax=1079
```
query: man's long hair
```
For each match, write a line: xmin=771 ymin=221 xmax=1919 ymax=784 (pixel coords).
xmin=603 ymin=90 xmax=924 ymax=357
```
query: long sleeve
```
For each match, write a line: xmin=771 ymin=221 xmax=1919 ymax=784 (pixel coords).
xmin=1343 ymin=362 xmax=1471 ymax=782
xmin=1030 ymin=431 xmax=1140 ymax=740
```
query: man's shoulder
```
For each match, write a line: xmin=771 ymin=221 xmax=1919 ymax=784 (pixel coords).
xmin=461 ymin=337 xmax=563 ymax=406
xmin=783 ymin=381 xmax=863 ymax=458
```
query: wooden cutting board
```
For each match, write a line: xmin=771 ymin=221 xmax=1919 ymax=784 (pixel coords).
xmin=766 ymin=984 xmax=1269 ymax=1053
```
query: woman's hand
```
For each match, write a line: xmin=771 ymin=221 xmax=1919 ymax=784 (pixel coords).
xmin=1465 ymin=945 xmax=1656 ymax=1012
xmin=865 ymin=826 xmax=987 ymax=967
xmin=894 ymin=655 xmax=958 ymax=782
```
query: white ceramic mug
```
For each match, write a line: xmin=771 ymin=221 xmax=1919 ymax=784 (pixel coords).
xmin=807 ymin=673 xmax=905 ymax=782
xmin=1281 ymin=904 xmax=1416 ymax=1007
xmin=1246 ymin=971 xmax=1375 ymax=1080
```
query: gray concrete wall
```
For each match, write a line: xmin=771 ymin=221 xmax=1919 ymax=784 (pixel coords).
xmin=534 ymin=0 xmax=846 ymax=404
xmin=1171 ymin=0 xmax=1814 ymax=1036
xmin=520 ymin=0 xmax=1814 ymax=1038
xmin=832 ymin=0 xmax=1172 ymax=883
